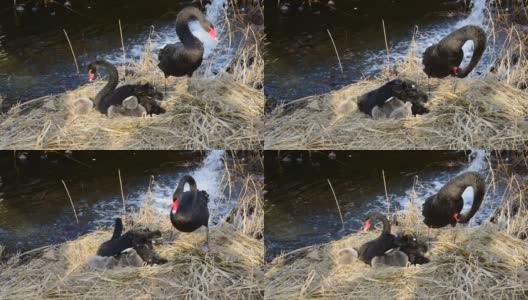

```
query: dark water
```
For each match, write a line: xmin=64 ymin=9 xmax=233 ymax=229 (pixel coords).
xmin=0 ymin=0 xmax=230 ymax=105
xmin=0 ymin=150 xmax=236 ymax=254
xmin=264 ymin=0 xmax=494 ymax=106
xmin=264 ymin=150 xmax=511 ymax=262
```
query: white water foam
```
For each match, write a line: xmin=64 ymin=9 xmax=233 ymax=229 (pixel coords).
xmin=91 ymin=150 xmax=228 ymax=226
xmin=149 ymin=150 xmax=226 ymax=213
xmin=365 ymin=0 xmax=491 ymax=76
xmin=102 ymin=0 xmax=232 ymax=77
xmin=377 ymin=150 xmax=492 ymax=226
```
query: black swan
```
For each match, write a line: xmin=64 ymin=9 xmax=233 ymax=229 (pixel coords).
xmin=96 ymin=218 xmax=163 ymax=257
xmin=423 ymin=25 xmax=487 ymax=79
xmin=397 ymin=234 xmax=430 ymax=265
xmin=158 ymin=7 xmax=217 ymax=82
xmin=170 ymin=175 xmax=210 ymax=251
xmin=358 ymin=212 xmax=400 ymax=265
xmin=422 ymin=171 xmax=486 ymax=228
xmin=357 ymin=79 xmax=429 ymax=116
xmin=88 ymin=60 xmax=164 ymax=116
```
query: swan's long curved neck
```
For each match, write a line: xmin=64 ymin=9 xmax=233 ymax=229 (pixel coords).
xmin=93 ymin=61 xmax=119 ymax=108
xmin=176 ymin=9 xmax=206 ymax=47
xmin=111 ymin=218 xmax=123 ymax=240
xmin=436 ymin=171 xmax=486 ymax=223
xmin=438 ymin=25 xmax=487 ymax=78
xmin=369 ymin=212 xmax=391 ymax=235
xmin=174 ymin=175 xmax=198 ymax=201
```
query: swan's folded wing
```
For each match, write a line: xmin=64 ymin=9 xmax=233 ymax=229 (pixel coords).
xmin=158 ymin=42 xmax=183 ymax=60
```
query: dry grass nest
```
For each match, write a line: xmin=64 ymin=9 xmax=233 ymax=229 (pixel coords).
xmin=266 ymin=200 xmax=528 ymax=299
xmin=265 ymin=50 xmax=528 ymax=150
xmin=0 ymin=172 xmax=265 ymax=299
xmin=0 ymin=8 xmax=264 ymax=150
xmin=0 ymin=73 xmax=263 ymax=150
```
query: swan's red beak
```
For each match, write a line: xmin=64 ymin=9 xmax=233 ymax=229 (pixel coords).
xmin=364 ymin=219 xmax=371 ymax=231
xmin=453 ymin=213 xmax=460 ymax=222
xmin=171 ymin=199 xmax=179 ymax=214
xmin=453 ymin=66 xmax=458 ymax=76
xmin=209 ymin=27 xmax=217 ymax=41
xmin=89 ymin=71 xmax=95 ymax=82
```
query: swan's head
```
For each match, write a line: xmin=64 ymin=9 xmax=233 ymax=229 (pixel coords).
xmin=178 ymin=6 xmax=217 ymax=42
xmin=134 ymin=83 xmax=163 ymax=101
xmin=422 ymin=195 xmax=456 ymax=228
xmin=88 ymin=63 xmax=97 ymax=81
xmin=363 ymin=217 xmax=372 ymax=231
xmin=205 ymin=22 xmax=217 ymax=41
xmin=130 ymin=229 xmax=162 ymax=248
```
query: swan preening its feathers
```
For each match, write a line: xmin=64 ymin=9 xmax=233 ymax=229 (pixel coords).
xmin=170 ymin=175 xmax=211 ymax=251
xmin=158 ymin=6 xmax=217 ymax=79
xmin=357 ymin=79 xmax=429 ymax=117
xmin=339 ymin=172 xmax=485 ymax=268
xmin=423 ymin=25 xmax=487 ymax=79
xmin=89 ymin=218 xmax=167 ymax=270
xmin=89 ymin=174 xmax=213 ymax=270
xmin=356 ymin=25 xmax=487 ymax=118
xmin=422 ymin=171 xmax=486 ymax=228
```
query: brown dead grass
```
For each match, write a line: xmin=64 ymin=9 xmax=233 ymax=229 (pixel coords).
xmin=0 ymin=6 xmax=264 ymax=150
xmin=0 ymin=155 xmax=264 ymax=299
xmin=265 ymin=29 xmax=528 ymax=150
xmin=266 ymin=171 xmax=528 ymax=299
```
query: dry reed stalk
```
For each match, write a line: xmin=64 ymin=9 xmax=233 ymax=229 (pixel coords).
xmin=63 ymin=29 xmax=79 ymax=73
xmin=327 ymin=178 xmax=345 ymax=230
xmin=327 ymin=29 xmax=343 ymax=74
xmin=62 ymin=179 xmax=79 ymax=224
xmin=382 ymin=169 xmax=390 ymax=219
xmin=382 ymin=19 xmax=391 ymax=70
xmin=118 ymin=19 xmax=127 ymax=77
xmin=118 ymin=169 xmax=126 ymax=222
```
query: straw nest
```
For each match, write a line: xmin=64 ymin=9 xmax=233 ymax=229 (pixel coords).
xmin=0 ymin=8 xmax=264 ymax=150
xmin=0 ymin=223 xmax=263 ymax=299
xmin=0 ymin=165 xmax=265 ymax=299
xmin=266 ymin=178 xmax=528 ymax=299
xmin=0 ymin=72 xmax=263 ymax=150
xmin=265 ymin=42 xmax=528 ymax=150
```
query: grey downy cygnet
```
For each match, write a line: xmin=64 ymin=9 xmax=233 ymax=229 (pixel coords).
xmin=87 ymin=248 xmax=144 ymax=271
xmin=389 ymin=102 xmax=412 ymax=119
xmin=371 ymin=97 xmax=412 ymax=120
xmin=336 ymin=247 xmax=358 ymax=265
xmin=371 ymin=248 xmax=409 ymax=269
xmin=117 ymin=248 xmax=145 ymax=268
xmin=107 ymin=96 xmax=147 ymax=118
xmin=72 ymin=97 xmax=94 ymax=115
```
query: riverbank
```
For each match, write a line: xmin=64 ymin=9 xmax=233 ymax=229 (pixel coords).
xmin=0 ymin=156 xmax=264 ymax=299
xmin=0 ymin=4 xmax=264 ymax=150
xmin=265 ymin=168 xmax=528 ymax=299
xmin=265 ymin=25 xmax=528 ymax=150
